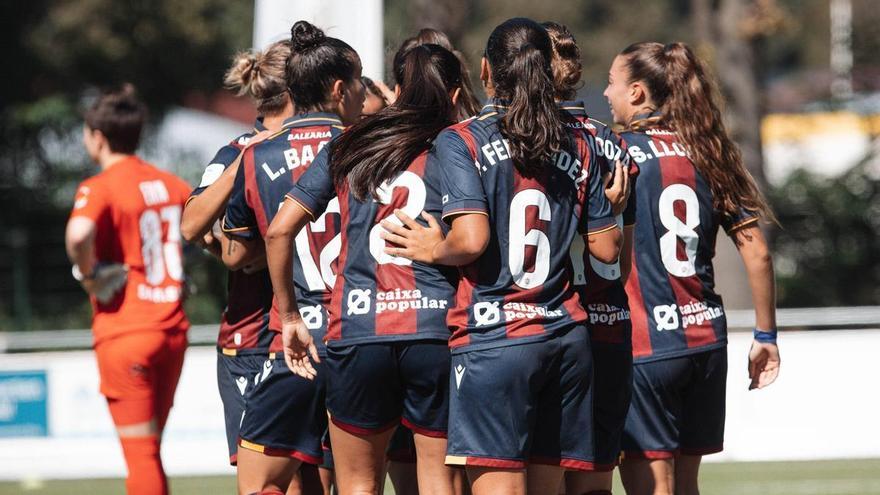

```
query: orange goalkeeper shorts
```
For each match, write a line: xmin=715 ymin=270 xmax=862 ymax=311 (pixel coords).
xmin=94 ymin=328 xmax=187 ymax=427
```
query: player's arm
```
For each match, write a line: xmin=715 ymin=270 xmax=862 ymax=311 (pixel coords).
xmin=219 ymin=229 xmax=265 ymax=271
xmin=380 ymin=210 xmax=490 ymax=266
xmin=181 ymin=132 xmax=271 ymax=243
xmin=265 ymin=198 xmax=319 ymax=379
xmin=65 ymin=217 xmax=97 ymax=281
xmin=266 ymin=150 xmax=335 ymax=379
xmin=380 ymin=130 xmax=490 ymax=266
xmin=732 ymin=224 xmax=780 ymax=390
xmin=584 ymin=153 xmax=622 ymax=264
xmin=180 ymin=153 xmax=243 ymax=243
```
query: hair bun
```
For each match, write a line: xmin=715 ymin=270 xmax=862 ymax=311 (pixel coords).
xmin=291 ymin=20 xmax=326 ymax=52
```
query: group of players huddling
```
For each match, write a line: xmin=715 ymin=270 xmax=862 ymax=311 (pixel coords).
xmin=64 ymin=16 xmax=781 ymax=495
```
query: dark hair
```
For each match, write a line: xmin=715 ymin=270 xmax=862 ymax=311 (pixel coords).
xmin=485 ymin=18 xmax=567 ymax=175
xmin=287 ymin=21 xmax=360 ymax=113
xmin=224 ymin=40 xmax=291 ymax=115
xmin=330 ymin=44 xmax=462 ymax=201
xmin=84 ymin=83 xmax=146 ymax=154
xmin=541 ymin=21 xmax=583 ymax=100
xmin=393 ymin=28 xmax=479 ymax=119
xmin=361 ymin=77 xmax=385 ymax=101
xmin=620 ymin=41 xmax=775 ymax=223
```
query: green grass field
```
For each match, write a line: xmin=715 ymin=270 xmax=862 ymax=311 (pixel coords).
xmin=4 ymin=459 xmax=880 ymax=494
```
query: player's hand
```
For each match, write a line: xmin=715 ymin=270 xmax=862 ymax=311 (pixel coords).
xmin=380 ymin=210 xmax=444 ymax=264
xmin=748 ymin=341 xmax=780 ymax=390
xmin=80 ymin=263 xmax=128 ymax=304
xmin=604 ymin=160 xmax=630 ymax=216
xmin=281 ymin=315 xmax=320 ymax=380
xmin=199 ymin=230 xmax=221 ymax=258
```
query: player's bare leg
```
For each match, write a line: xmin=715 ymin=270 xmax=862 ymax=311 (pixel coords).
xmin=526 ymin=464 xmax=564 ymax=495
xmin=674 ymin=455 xmax=701 ymax=495
xmin=318 ymin=466 xmax=334 ymax=495
xmin=328 ymin=421 xmax=394 ymax=495
xmin=467 ymin=467 xmax=525 ymax=495
xmin=565 ymin=470 xmax=614 ymax=494
xmin=619 ymin=458 xmax=674 ymax=495
xmin=388 ymin=461 xmax=419 ymax=495
xmin=236 ymin=447 xmax=301 ymax=495
xmin=412 ymin=433 xmax=462 ymax=495
xmin=294 ymin=464 xmax=325 ymax=495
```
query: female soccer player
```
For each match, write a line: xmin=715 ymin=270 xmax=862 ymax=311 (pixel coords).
xmin=66 ymin=85 xmax=192 ymax=495
xmin=543 ymin=21 xmax=636 ymax=495
xmin=179 ymin=39 xmax=289 ymax=469
xmin=393 ymin=28 xmax=480 ymax=120
xmin=378 ymin=18 xmax=622 ymax=495
xmin=222 ymin=20 xmax=364 ymax=494
xmin=603 ymin=42 xmax=780 ymax=495
xmin=266 ymin=43 xmax=465 ymax=495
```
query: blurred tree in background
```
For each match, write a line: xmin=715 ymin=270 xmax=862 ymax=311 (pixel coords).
xmin=1 ymin=0 xmax=879 ymax=331
xmin=0 ymin=0 xmax=252 ymax=331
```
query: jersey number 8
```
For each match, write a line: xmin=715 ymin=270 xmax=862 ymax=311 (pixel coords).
xmin=139 ymin=205 xmax=183 ymax=286
xmin=658 ymin=183 xmax=700 ymax=277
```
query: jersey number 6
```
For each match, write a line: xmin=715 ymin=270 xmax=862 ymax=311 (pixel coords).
xmin=509 ymin=189 xmax=551 ymax=289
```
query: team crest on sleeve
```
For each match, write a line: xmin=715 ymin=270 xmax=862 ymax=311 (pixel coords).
xmin=199 ymin=163 xmax=225 ymax=187
xmin=74 ymin=186 xmax=90 ymax=209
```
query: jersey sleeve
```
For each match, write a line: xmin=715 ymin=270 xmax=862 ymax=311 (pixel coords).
xmin=581 ymin=156 xmax=617 ymax=235
xmin=286 ymin=145 xmax=336 ymax=220
xmin=70 ymin=179 xmax=110 ymax=224
xmin=222 ymin=154 xmax=259 ymax=240
xmin=189 ymin=143 xmax=242 ymax=200
xmin=435 ymin=129 xmax=488 ymax=222
xmin=720 ymin=207 xmax=760 ymax=234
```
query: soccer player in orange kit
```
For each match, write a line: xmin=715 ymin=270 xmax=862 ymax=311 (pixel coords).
xmin=65 ymin=85 xmax=192 ymax=495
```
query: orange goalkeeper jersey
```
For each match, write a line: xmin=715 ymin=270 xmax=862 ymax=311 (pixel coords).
xmin=70 ymin=156 xmax=192 ymax=344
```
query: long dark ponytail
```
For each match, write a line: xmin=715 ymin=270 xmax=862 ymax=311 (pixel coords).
xmin=393 ymin=28 xmax=480 ymax=119
xmin=485 ymin=18 xmax=567 ymax=176
xmin=330 ymin=44 xmax=462 ymax=201
xmin=621 ymin=41 xmax=774 ymax=223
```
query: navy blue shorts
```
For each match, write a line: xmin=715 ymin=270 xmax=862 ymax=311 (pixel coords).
xmin=320 ymin=429 xmax=334 ymax=470
xmin=238 ymin=355 xmax=327 ymax=465
xmin=216 ymin=351 xmax=265 ymax=465
xmin=591 ymin=341 xmax=633 ymax=470
xmin=325 ymin=340 xmax=450 ymax=437
xmin=446 ymin=326 xmax=597 ymax=471
xmin=622 ymin=347 xmax=727 ymax=460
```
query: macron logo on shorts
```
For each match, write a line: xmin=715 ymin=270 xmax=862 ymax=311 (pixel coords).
xmin=236 ymin=376 xmax=247 ymax=396
xmin=454 ymin=364 xmax=466 ymax=389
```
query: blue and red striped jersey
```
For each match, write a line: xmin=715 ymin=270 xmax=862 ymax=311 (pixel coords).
xmin=187 ymin=119 xmax=274 ymax=354
xmin=287 ymin=149 xmax=456 ymax=345
xmin=622 ymin=112 xmax=758 ymax=362
xmin=560 ymin=101 xmax=637 ymax=346
xmin=439 ymin=103 xmax=616 ymax=352
xmin=223 ymin=112 xmax=345 ymax=355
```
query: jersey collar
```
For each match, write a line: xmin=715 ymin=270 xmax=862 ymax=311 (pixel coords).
xmin=629 ymin=109 xmax=664 ymax=130
xmin=283 ymin=112 xmax=343 ymax=129
xmin=557 ymin=100 xmax=588 ymax=118
xmin=253 ymin=117 xmax=267 ymax=132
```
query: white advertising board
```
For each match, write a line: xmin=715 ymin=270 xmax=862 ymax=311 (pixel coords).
xmin=0 ymin=329 xmax=878 ymax=480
